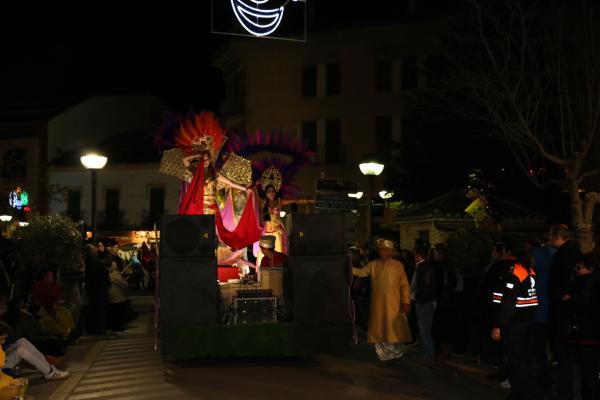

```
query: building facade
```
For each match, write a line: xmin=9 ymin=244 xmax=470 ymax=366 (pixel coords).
xmin=47 ymin=96 xmax=179 ymax=232
xmin=213 ymin=23 xmax=440 ymax=242
xmin=0 ymin=110 xmax=51 ymax=218
xmin=48 ymin=164 xmax=180 ymax=230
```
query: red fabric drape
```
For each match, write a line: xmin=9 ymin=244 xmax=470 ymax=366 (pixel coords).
xmin=211 ymin=191 xmax=261 ymax=250
xmin=178 ymin=167 xmax=205 ymax=215
xmin=178 ymin=166 xmax=261 ymax=250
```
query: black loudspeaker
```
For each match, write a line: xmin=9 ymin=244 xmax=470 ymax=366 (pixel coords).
xmin=159 ymin=257 xmax=218 ymax=327
xmin=289 ymin=214 xmax=349 ymax=256
xmin=160 ymin=215 xmax=215 ymax=258
xmin=290 ymin=255 xmax=351 ymax=323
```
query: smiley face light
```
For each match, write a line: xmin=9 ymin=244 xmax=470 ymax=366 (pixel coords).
xmin=230 ymin=0 xmax=299 ymax=37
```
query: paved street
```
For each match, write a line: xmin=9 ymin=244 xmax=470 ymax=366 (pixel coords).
xmin=27 ymin=296 xmax=505 ymax=400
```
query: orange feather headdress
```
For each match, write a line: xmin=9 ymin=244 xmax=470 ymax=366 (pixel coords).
xmin=174 ymin=111 xmax=227 ymax=164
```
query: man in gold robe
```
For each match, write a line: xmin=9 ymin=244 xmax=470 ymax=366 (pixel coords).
xmin=353 ymin=239 xmax=412 ymax=361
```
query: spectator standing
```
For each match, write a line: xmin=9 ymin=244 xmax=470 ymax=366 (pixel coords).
xmin=412 ymin=247 xmax=437 ymax=363
xmin=491 ymin=236 xmax=537 ymax=400
xmin=558 ymin=252 xmax=600 ymax=400
xmin=83 ymin=244 xmax=110 ymax=335
xmin=548 ymin=224 xmax=582 ymax=400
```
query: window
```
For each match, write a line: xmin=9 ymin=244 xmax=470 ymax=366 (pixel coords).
xmin=149 ymin=187 xmax=165 ymax=224
xmin=325 ymin=119 xmax=342 ymax=163
xmin=105 ymin=188 xmax=120 ymax=227
xmin=375 ymin=116 xmax=393 ymax=161
xmin=418 ymin=230 xmax=430 ymax=247
xmin=326 ymin=63 xmax=340 ymax=95
xmin=402 ymin=57 xmax=418 ymax=90
xmin=301 ymin=120 xmax=317 ymax=151
xmin=376 ymin=59 xmax=393 ymax=92
xmin=66 ymin=189 xmax=81 ymax=221
xmin=302 ymin=65 xmax=317 ymax=97
xmin=1 ymin=149 xmax=27 ymax=179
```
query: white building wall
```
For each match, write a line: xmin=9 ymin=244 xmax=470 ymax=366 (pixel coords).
xmin=47 ymin=96 xmax=167 ymax=162
xmin=48 ymin=164 xmax=180 ymax=227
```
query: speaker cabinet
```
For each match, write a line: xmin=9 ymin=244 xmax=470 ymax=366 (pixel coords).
xmin=159 ymin=257 xmax=218 ymax=327
xmin=290 ymin=254 xmax=351 ymax=323
xmin=289 ymin=214 xmax=351 ymax=256
xmin=160 ymin=215 xmax=215 ymax=258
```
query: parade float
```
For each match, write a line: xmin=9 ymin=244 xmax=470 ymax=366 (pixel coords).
xmin=154 ymin=112 xmax=353 ymax=360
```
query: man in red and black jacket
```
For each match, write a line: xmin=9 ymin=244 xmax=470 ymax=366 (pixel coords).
xmin=491 ymin=236 xmax=538 ymax=400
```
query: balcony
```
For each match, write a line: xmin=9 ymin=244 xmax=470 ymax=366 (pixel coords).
xmin=98 ymin=210 xmax=126 ymax=230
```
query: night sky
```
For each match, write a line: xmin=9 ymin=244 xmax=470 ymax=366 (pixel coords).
xmin=0 ymin=1 xmax=564 ymax=216
xmin=0 ymin=6 xmax=223 ymax=112
xmin=0 ymin=1 xmax=459 ymax=113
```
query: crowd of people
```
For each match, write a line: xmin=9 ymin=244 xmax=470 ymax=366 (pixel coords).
xmin=0 ymin=237 xmax=148 ymax=397
xmin=350 ymin=224 xmax=599 ymax=400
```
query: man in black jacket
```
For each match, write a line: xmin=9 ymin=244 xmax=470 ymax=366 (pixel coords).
xmin=548 ymin=224 xmax=581 ymax=400
xmin=412 ymin=247 xmax=437 ymax=362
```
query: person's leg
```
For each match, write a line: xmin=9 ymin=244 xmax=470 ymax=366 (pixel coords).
xmin=530 ymin=322 xmax=550 ymax=396
xmin=576 ymin=344 xmax=600 ymax=400
xmin=4 ymin=338 xmax=52 ymax=375
xmin=416 ymin=302 xmax=436 ymax=360
xmin=505 ymin=323 xmax=534 ymax=400
xmin=554 ymin=339 xmax=576 ymax=400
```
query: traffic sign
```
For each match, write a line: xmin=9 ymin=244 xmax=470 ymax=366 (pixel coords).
xmin=315 ymin=194 xmax=358 ymax=211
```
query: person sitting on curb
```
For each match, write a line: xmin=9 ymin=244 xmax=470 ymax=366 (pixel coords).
xmin=0 ymin=322 xmax=28 ymax=400
xmin=0 ymin=294 xmax=69 ymax=381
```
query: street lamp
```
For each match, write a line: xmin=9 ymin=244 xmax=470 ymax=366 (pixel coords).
xmin=379 ymin=190 xmax=394 ymax=208
xmin=359 ymin=154 xmax=384 ymax=247
xmin=80 ymin=153 xmax=108 ymax=244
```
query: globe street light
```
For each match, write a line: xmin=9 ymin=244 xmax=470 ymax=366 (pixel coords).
xmin=347 ymin=191 xmax=364 ymax=199
xmin=359 ymin=154 xmax=384 ymax=247
xmin=81 ymin=153 xmax=108 ymax=244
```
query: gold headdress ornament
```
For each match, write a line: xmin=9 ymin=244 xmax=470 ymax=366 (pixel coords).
xmin=158 ymin=112 xmax=228 ymax=183
xmin=376 ymin=239 xmax=395 ymax=249
xmin=261 ymin=166 xmax=282 ymax=192
xmin=175 ymin=112 xmax=227 ymax=165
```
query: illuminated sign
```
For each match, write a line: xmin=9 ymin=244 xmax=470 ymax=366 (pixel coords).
xmin=9 ymin=187 xmax=29 ymax=210
xmin=212 ymin=0 xmax=306 ymax=42
xmin=231 ymin=0 xmax=285 ymax=37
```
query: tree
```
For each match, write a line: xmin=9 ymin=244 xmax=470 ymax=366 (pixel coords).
xmin=445 ymin=229 xmax=500 ymax=278
xmin=17 ymin=214 xmax=83 ymax=278
xmin=450 ymin=0 xmax=600 ymax=251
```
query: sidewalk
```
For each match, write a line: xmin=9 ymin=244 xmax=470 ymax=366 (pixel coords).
xmin=24 ymin=294 xmax=191 ymax=400
xmin=404 ymin=343 xmax=509 ymax=395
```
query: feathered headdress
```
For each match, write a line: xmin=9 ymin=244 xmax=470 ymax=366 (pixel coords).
xmin=154 ymin=111 xmax=227 ymax=164
xmin=226 ymin=129 xmax=314 ymax=197
xmin=175 ymin=112 xmax=227 ymax=164
xmin=154 ymin=111 xmax=228 ymax=182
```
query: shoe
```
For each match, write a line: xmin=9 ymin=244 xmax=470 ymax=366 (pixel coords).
xmin=44 ymin=365 xmax=70 ymax=380
xmin=500 ymin=379 xmax=511 ymax=389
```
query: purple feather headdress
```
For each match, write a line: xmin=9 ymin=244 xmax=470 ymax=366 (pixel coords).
xmin=226 ymin=129 xmax=315 ymax=197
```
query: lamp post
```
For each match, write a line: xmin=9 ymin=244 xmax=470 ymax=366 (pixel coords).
xmin=80 ymin=153 xmax=108 ymax=244
xmin=359 ymin=154 xmax=384 ymax=247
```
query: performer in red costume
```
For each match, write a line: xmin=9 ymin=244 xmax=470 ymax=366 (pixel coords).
xmin=158 ymin=112 xmax=261 ymax=250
